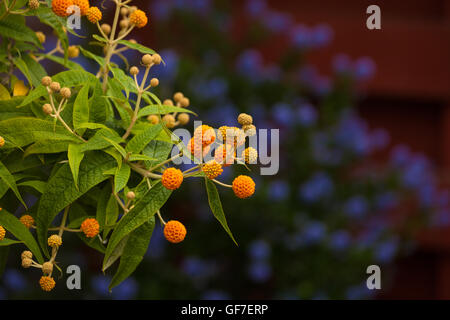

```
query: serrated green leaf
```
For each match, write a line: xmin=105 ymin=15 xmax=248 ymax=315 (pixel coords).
xmin=0 ymin=210 xmax=44 ymax=263
xmin=114 ymin=163 xmax=130 ymax=193
xmin=73 ymin=84 xmax=90 ymax=132
xmin=79 ymin=46 xmax=105 ymax=66
xmin=23 ymin=140 xmax=72 ymax=157
xmin=0 ymin=238 xmax=23 ymax=246
xmin=68 ymin=143 xmax=85 ymax=188
xmin=127 ymin=154 xmax=156 ymax=162
xmin=138 ymin=105 xmax=197 ymax=118
xmin=102 ymin=137 xmax=127 ymax=158
xmin=103 ymin=182 xmax=171 ymax=269
xmin=0 ymin=15 xmax=40 ymax=46
xmin=126 ymin=124 xmax=162 ymax=154
xmin=17 ymin=180 xmax=47 ymax=194
xmin=81 ymin=128 xmax=122 ymax=153
xmin=109 ymin=218 xmax=154 ymax=290
xmin=0 ymin=83 xmax=11 ymax=100
xmin=0 ymin=97 xmax=33 ymax=120
xmin=142 ymin=140 xmax=173 ymax=168
xmin=117 ymin=40 xmax=157 ymax=55
xmin=205 ymin=178 xmax=237 ymax=245
xmin=37 ymin=152 xmax=116 ymax=257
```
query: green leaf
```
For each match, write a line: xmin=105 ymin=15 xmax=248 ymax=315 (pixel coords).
xmin=127 ymin=154 xmax=156 ymax=162
xmin=73 ymin=84 xmax=90 ymax=131
xmin=0 ymin=97 xmax=33 ymax=121
xmin=79 ymin=46 xmax=105 ymax=66
xmin=0 ymin=117 xmax=79 ymax=148
xmin=126 ymin=124 xmax=162 ymax=154
xmin=0 ymin=83 xmax=11 ymax=100
xmin=102 ymin=137 xmax=127 ymax=158
xmin=92 ymin=34 xmax=108 ymax=43
xmin=37 ymin=54 xmax=83 ymax=70
xmin=17 ymin=180 xmax=47 ymax=194
xmin=0 ymin=15 xmax=40 ymax=46
xmin=138 ymin=105 xmax=197 ymax=118
xmin=204 ymin=178 xmax=238 ymax=245
xmin=114 ymin=163 xmax=130 ymax=193
xmin=95 ymin=185 xmax=111 ymax=231
xmin=81 ymin=128 xmax=122 ymax=153
xmin=0 ymin=239 xmax=23 ymax=246
xmin=18 ymin=54 xmax=47 ymax=88
xmin=23 ymin=140 xmax=72 ymax=157
xmin=142 ymin=140 xmax=173 ymax=168
xmin=117 ymin=40 xmax=157 ymax=55
xmin=0 ymin=210 xmax=44 ymax=263
xmin=109 ymin=218 xmax=155 ymax=290
xmin=104 ymin=191 xmax=119 ymax=238
xmin=32 ymin=7 xmax=68 ymax=53
xmin=36 ymin=152 xmax=116 ymax=257
xmin=68 ymin=143 xmax=85 ymax=188
xmin=0 ymin=160 xmax=26 ymax=208
xmin=103 ymin=182 xmax=171 ymax=270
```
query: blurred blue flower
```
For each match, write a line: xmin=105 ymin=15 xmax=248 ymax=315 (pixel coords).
xmin=346 ymin=283 xmax=375 ymax=300
xmin=344 ymin=195 xmax=369 ymax=219
xmin=111 ymin=278 xmax=138 ymax=300
xmin=206 ymin=103 xmax=237 ymax=125
xmin=418 ymin=183 xmax=436 ymax=208
xmin=182 ymin=257 xmax=215 ymax=279
xmin=299 ymin=172 xmax=334 ymax=203
xmin=401 ymin=155 xmax=432 ymax=189
xmin=335 ymin=113 xmax=371 ymax=155
xmin=202 ymin=290 xmax=231 ymax=300
xmin=432 ymin=210 xmax=450 ymax=226
xmin=390 ymin=144 xmax=410 ymax=167
xmin=296 ymin=103 xmax=317 ymax=127
xmin=152 ymin=49 xmax=179 ymax=81
xmin=3 ymin=269 xmax=27 ymax=292
xmin=313 ymin=76 xmax=332 ymax=96
xmin=245 ymin=0 xmax=267 ymax=17
xmin=248 ymin=261 xmax=272 ymax=283
xmin=150 ymin=0 xmax=172 ymax=20
xmin=369 ymin=128 xmax=390 ymax=150
xmin=290 ymin=24 xmax=311 ymax=48
xmin=375 ymin=238 xmax=398 ymax=264
xmin=332 ymin=53 xmax=351 ymax=73
xmin=311 ymin=132 xmax=343 ymax=166
xmin=248 ymin=239 xmax=271 ymax=260
xmin=302 ymin=221 xmax=326 ymax=244
xmin=147 ymin=224 xmax=166 ymax=259
xmin=329 ymin=230 xmax=351 ymax=251
xmin=267 ymin=180 xmax=289 ymax=201
xmin=354 ymin=57 xmax=376 ymax=80
xmin=272 ymin=102 xmax=293 ymax=126
xmin=235 ymin=49 xmax=263 ymax=78
xmin=263 ymin=12 xmax=292 ymax=33
xmin=310 ymin=24 xmax=333 ymax=48
xmin=193 ymin=77 xmax=228 ymax=100
xmin=91 ymin=275 xmax=110 ymax=297
xmin=375 ymin=192 xmax=398 ymax=211
xmin=298 ymin=64 xmax=318 ymax=85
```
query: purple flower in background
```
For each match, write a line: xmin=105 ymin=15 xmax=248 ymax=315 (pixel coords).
xmin=152 ymin=49 xmax=179 ymax=81
xmin=418 ymin=183 xmax=436 ymax=208
xmin=354 ymin=57 xmax=376 ymax=80
xmin=310 ymin=24 xmax=333 ymax=48
xmin=299 ymin=172 xmax=334 ymax=203
xmin=401 ymin=155 xmax=432 ymax=189
xmin=272 ymin=102 xmax=293 ymax=126
xmin=182 ymin=257 xmax=215 ymax=279
xmin=344 ymin=196 xmax=369 ymax=219
xmin=248 ymin=239 xmax=271 ymax=260
xmin=206 ymin=103 xmax=237 ymax=125
xmin=346 ymin=283 xmax=375 ymax=299
xmin=313 ymin=76 xmax=332 ymax=96
xmin=248 ymin=261 xmax=272 ymax=283
xmin=147 ymin=225 xmax=166 ymax=259
xmin=297 ymin=103 xmax=318 ymax=127
xmin=432 ymin=210 xmax=450 ymax=226
xmin=375 ymin=238 xmax=398 ymax=264
xmin=3 ymin=269 xmax=27 ymax=292
xmin=375 ymin=192 xmax=398 ymax=211
xmin=290 ymin=24 xmax=312 ymax=48
xmin=91 ymin=275 xmax=110 ymax=296
xmin=302 ymin=221 xmax=326 ymax=244
xmin=332 ymin=53 xmax=352 ymax=73
xmin=335 ymin=113 xmax=371 ymax=155
xmin=311 ymin=132 xmax=343 ymax=166
xmin=235 ymin=49 xmax=263 ymax=78
xmin=390 ymin=144 xmax=411 ymax=167
xmin=268 ymin=180 xmax=289 ymax=201
xmin=262 ymin=64 xmax=282 ymax=80
xmin=263 ymin=12 xmax=292 ymax=33
xmin=202 ymin=290 xmax=231 ymax=300
xmin=329 ymin=230 xmax=351 ymax=251
xmin=111 ymin=278 xmax=138 ymax=300
xmin=370 ymin=128 xmax=390 ymax=150
xmin=245 ymin=0 xmax=267 ymax=17
xmin=298 ymin=64 xmax=318 ymax=85
xmin=150 ymin=0 xmax=172 ymax=20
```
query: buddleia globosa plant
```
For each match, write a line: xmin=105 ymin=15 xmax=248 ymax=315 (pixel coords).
xmin=0 ymin=0 xmax=258 ymax=292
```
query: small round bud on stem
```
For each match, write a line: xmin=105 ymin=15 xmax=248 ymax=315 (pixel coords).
xmin=173 ymin=92 xmax=184 ymax=102
xmin=28 ymin=0 xmax=39 ymax=9
xmin=48 ymin=235 xmax=62 ymax=248
xmin=60 ymin=87 xmax=71 ymax=98
xmin=21 ymin=251 xmax=33 ymax=260
xmin=0 ymin=136 xmax=4 ymax=148
xmin=126 ymin=191 xmax=136 ymax=200
xmin=243 ymin=124 xmax=256 ymax=137
xmin=120 ymin=7 xmax=129 ymax=16
xmin=49 ymin=82 xmax=61 ymax=92
xmin=129 ymin=6 xmax=137 ymax=13
xmin=119 ymin=19 xmax=129 ymax=29
xmin=68 ymin=45 xmax=79 ymax=58
xmin=162 ymin=114 xmax=176 ymax=128
xmin=43 ymin=103 xmax=53 ymax=115
xmin=152 ymin=54 xmax=162 ymax=65
xmin=238 ymin=113 xmax=253 ymax=126
xmin=163 ymin=99 xmax=174 ymax=106
xmin=150 ymin=78 xmax=159 ymax=87
xmin=180 ymin=97 xmax=190 ymax=108
xmin=147 ymin=115 xmax=159 ymax=124
xmin=35 ymin=31 xmax=46 ymax=44
xmin=130 ymin=66 xmax=139 ymax=76
xmin=39 ymin=276 xmax=55 ymax=291
xmin=22 ymin=258 xmax=32 ymax=268
xmin=41 ymin=76 xmax=52 ymax=86
xmin=141 ymin=54 xmax=153 ymax=65
xmin=177 ymin=113 xmax=190 ymax=125
xmin=42 ymin=262 xmax=53 ymax=275
xmin=101 ymin=23 xmax=111 ymax=35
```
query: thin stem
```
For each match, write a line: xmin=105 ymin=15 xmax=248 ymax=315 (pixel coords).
xmin=128 ymin=162 xmax=162 ymax=179
xmin=50 ymin=206 xmax=69 ymax=264
xmin=156 ymin=210 xmax=166 ymax=226
xmin=212 ymin=179 xmax=232 ymax=188
xmin=148 ymin=153 xmax=182 ymax=172
xmin=183 ymin=164 xmax=201 ymax=174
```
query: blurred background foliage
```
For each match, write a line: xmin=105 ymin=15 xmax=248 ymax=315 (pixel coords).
xmin=1 ymin=0 xmax=448 ymax=299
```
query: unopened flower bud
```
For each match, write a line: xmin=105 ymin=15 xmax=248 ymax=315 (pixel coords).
xmin=180 ymin=97 xmax=190 ymax=108
xmin=49 ymin=82 xmax=60 ymax=92
xmin=41 ymin=76 xmax=52 ymax=86
xmin=243 ymin=124 xmax=256 ymax=137
xmin=119 ymin=19 xmax=129 ymax=29
xmin=35 ymin=31 xmax=46 ymax=44
xmin=22 ymin=258 xmax=32 ymax=268
xmin=141 ymin=54 xmax=153 ymax=65
xmin=150 ymin=78 xmax=159 ymax=87
xmin=173 ymin=92 xmax=184 ymax=102
xmin=28 ymin=0 xmax=39 ymax=9
xmin=67 ymin=45 xmax=79 ymax=58
xmin=147 ymin=115 xmax=159 ymax=124
xmin=177 ymin=113 xmax=190 ymax=125
xmin=101 ymin=23 xmax=111 ymax=35
xmin=60 ymin=87 xmax=71 ymax=98
xmin=238 ymin=113 xmax=253 ymax=126
xmin=21 ymin=251 xmax=33 ymax=260
xmin=162 ymin=114 xmax=176 ymax=128
xmin=43 ymin=103 xmax=53 ymax=115
xmin=152 ymin=54 xmax=162 ymax=65
xmin=130 ymin=66 xmax=139 ymax=76
xmin=163 ymin=99 xmax=174 ymax=106
xmin=42 ymin=262 xmax=53 ymax=275
xmin=120 ymin=7 xmax=129 ymax=15
xmin=126 ymin=191 xmax=135 ymax=200
xmin=129 ymin=39 xmax=137 ymax=44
